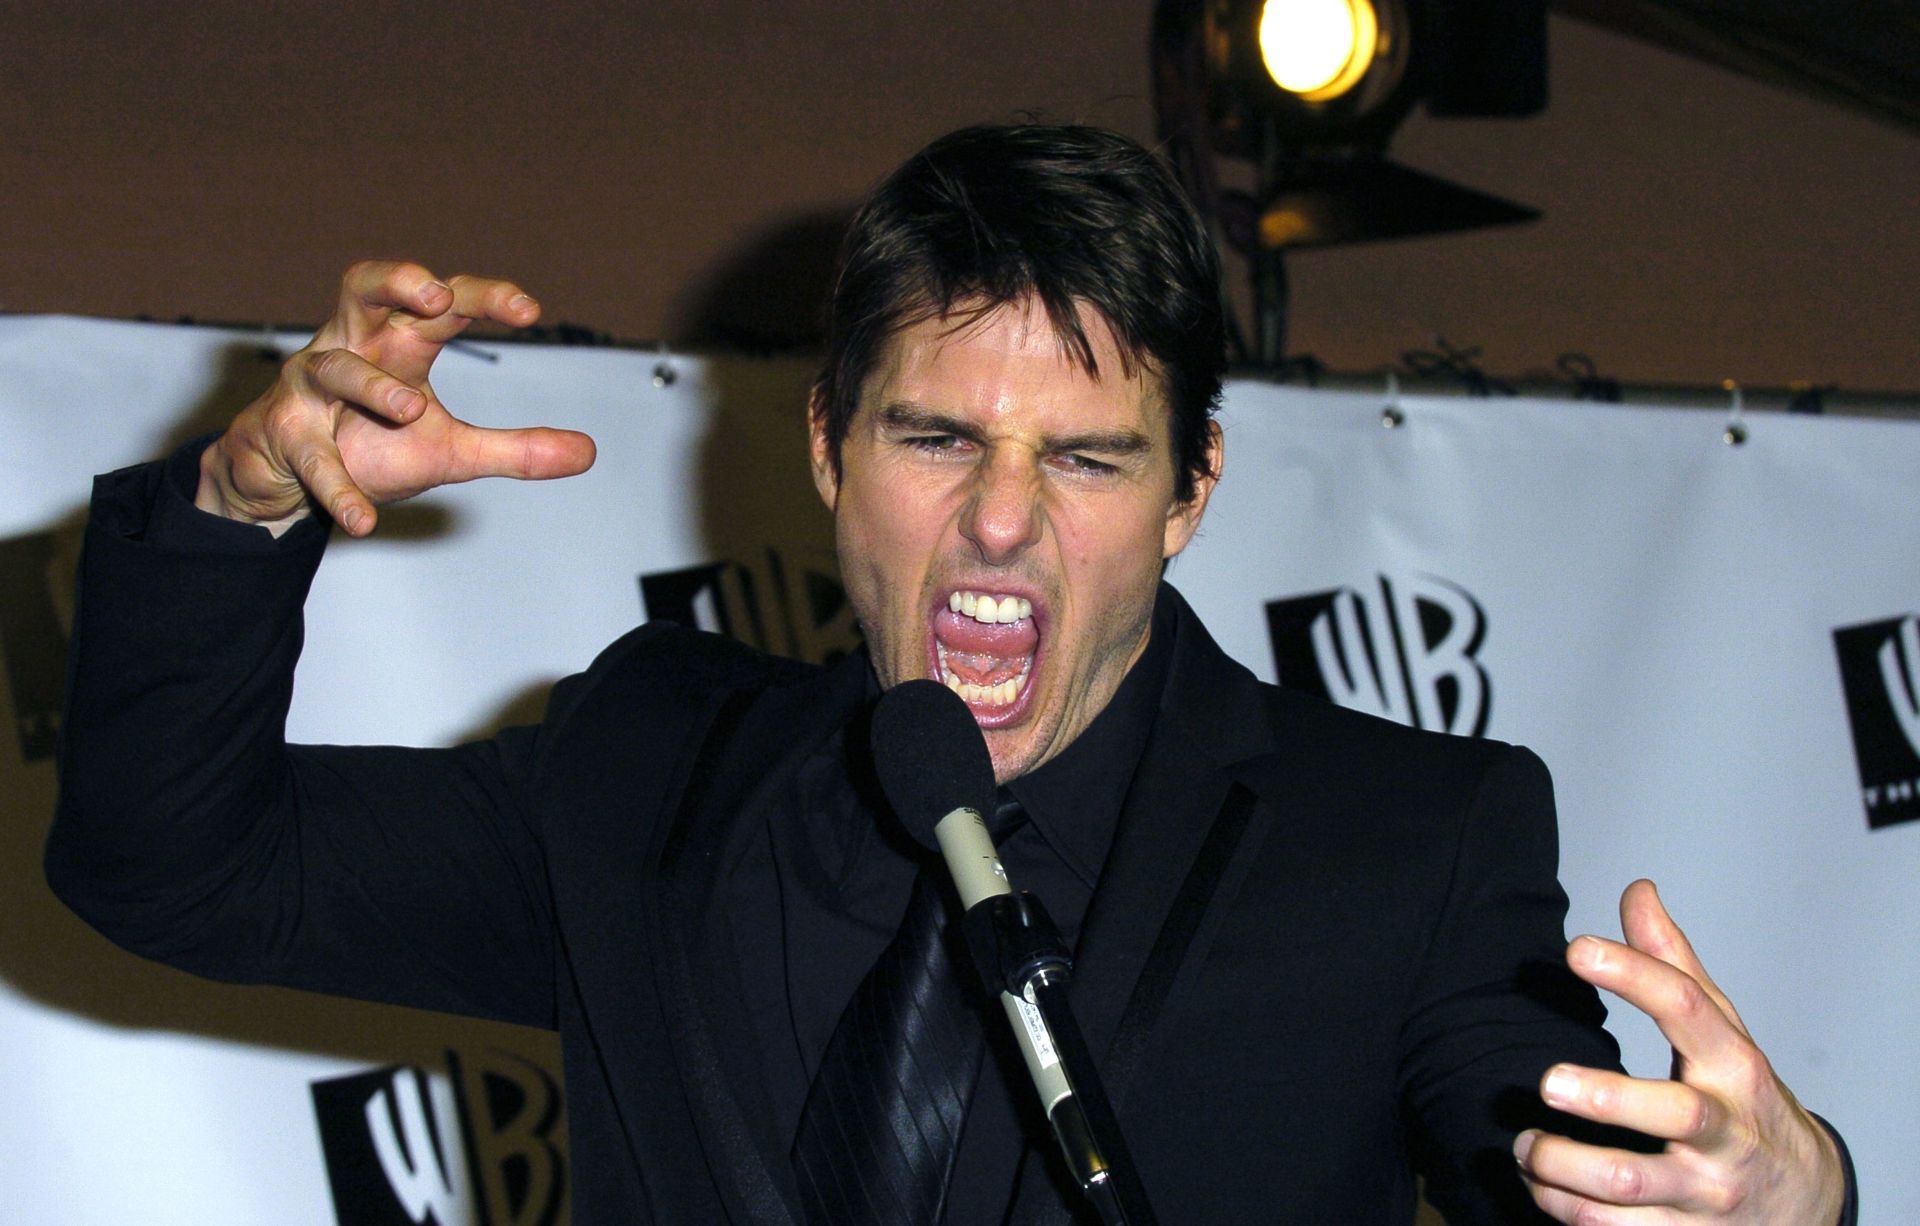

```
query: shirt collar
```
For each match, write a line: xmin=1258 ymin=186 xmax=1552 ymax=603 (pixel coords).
xmin=814 ymin=594 xmax=1177 ymax=892
xmin=1003 ymin=594 xmax=1175 ymax=887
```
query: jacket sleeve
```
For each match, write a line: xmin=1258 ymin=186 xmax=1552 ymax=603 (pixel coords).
xmin=1396 ymin=745 xmax=1861 ymax=1224
xmin=46 ymin=442 xmax=578 ymax=1029
xmin=1396 ymin=743 xmax=1640 ymax=1223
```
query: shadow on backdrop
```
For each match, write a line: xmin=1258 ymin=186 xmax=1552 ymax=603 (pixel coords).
xmin=0 ymin=338 xmax=538 ymax=1070
xmin=666 ymin=210 xmax=864 ymax=668
xmin=3 ymin=207 xmax=865 ymax=1059
xmin=667 ymin=209 xmax=849 ymax=354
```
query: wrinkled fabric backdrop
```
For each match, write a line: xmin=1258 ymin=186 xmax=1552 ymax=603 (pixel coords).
xmin=1 ymin=317 xmax=1912 ymax=1223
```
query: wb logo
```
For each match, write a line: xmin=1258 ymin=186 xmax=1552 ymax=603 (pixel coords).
xmin=640 ymin=547 xmax=862 ymax=666
xmin=1833 ymin=614 xmax=1920 ymax=830
xmin=311 ymin=1049 xmax=565 ymax=1226
xmin=1266 ymin=574 xmax=1492 ymax=736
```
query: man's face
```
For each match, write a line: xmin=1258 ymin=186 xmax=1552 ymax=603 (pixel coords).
xmin=810 ymin=297 xmax=1220 ymax=782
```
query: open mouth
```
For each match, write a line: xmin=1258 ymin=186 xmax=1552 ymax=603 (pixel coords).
xmin=928 ymin=589 xmax=1041 ymax=728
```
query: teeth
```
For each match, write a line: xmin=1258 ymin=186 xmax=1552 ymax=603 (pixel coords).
xmin=946 ymin=679 xmax=1019 ymax=705
xmin=947 ymin=590 xmax=1033 ymax=627
xmin=935 ymin=643 xmax=1031 ymax=708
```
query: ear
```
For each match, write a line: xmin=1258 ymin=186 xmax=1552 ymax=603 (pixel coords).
xmin=807 ymin=385 xmax=840 ymax=511
xmin=1163 ymin=420 xmax=1222 ymax=559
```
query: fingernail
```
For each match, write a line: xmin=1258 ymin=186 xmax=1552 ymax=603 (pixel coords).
xmin=422 ymin=280 xmax=451 ymax=303
xmin=1542 ymin=1067 xmax=1578 ymax=1107
xmin=340 ymin=507 xmax=363 ymax=534
xmin=509 ymin=293 xmax=537 ymax=313
xmin=388 ymin=387 xmax=423 ymax=415
xmin=1512 ymin=1130 xmax=1535 ymax=1166
xmin=1571 ymin=935 xmax=1607 ymax=971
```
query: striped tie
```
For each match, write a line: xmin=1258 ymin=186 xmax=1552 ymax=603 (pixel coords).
xmin=791 ymin=797 xmax=1028 ymax=1225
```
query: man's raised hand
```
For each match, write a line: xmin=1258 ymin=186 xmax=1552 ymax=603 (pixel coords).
xmin=1515 ymin=879 xmax=1846 ymax=1223
xmin=195 ymin=260 xmax=596 ymax=536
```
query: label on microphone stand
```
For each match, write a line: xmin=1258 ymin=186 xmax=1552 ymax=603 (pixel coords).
xmin=1012 ymin=994 xmax=1059 ymax=1069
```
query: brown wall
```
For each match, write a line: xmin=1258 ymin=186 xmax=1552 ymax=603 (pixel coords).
xmin=5 ymin=2 xmax=1916 ymax=392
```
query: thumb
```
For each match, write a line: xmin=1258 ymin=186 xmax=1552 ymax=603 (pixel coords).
xmin=443 ymin=423 xmax=598 ymax=485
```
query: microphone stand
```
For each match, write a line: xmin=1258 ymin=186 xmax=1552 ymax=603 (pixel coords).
xmin=961 ymin=892 xmax=1159 ymax=1226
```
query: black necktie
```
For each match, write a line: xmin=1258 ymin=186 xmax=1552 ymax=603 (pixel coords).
xmin=791 ymin=795 xmax=1028 ymax=1225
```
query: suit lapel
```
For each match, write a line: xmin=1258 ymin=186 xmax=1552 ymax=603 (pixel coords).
xmin=634 ymin=589 xmax=1279 ymax=1223
xmin=643 ymin=648 xmax=873 ymax=1225
xmin=1008 ymin=588 xmax=1283 ymax=1224
xmin=1071 ymin=586 xmax=1279 ymax=1074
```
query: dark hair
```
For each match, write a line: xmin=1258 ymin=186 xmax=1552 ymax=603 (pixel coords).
xmin=814 ymin=123 xmax=1225 ymax=503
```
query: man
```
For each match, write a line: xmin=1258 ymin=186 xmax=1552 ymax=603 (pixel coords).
xmin=49 ymin=125 xmax=1849 ymax=1223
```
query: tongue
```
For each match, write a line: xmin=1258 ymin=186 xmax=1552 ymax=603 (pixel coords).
xmin=932 ymin=607 xmax=1038 ymax=656
xmin=933 ymin=608 xmax=1038 ymax=686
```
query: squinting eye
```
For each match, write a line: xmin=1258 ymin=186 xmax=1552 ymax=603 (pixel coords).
xmin=907 ymin=435 xmax=966 ymax=453
xmin=1056 ymin=453 xmax=1117 ymax=475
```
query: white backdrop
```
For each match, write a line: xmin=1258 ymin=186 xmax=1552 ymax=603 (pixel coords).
xmin=2 ymin=316 xmax=1913 ymax=1222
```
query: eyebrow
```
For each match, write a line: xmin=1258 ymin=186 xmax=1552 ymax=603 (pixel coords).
xmin=876 ymin=401 xmax=1155 ymax=457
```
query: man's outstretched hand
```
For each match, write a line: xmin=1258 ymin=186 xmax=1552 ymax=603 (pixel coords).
xmin=195 ymin=260 xmax=597 ymax=537
xmin=1515 ymin=879 xmax=1845 ymax=1223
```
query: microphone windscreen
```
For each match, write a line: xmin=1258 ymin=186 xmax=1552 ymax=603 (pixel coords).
xmin=870 ymin=679 xmax=996 ymax=849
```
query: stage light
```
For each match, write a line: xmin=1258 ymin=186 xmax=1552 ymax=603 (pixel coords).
xmin=1154 ymin=0 xmax=1547 ymax=365
xmin=1257 ymin=0 xmax=1379 ymax=102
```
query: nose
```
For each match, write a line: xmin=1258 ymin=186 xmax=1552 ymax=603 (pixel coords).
xmin=959 ymin=448 xmax=1043 ymax=564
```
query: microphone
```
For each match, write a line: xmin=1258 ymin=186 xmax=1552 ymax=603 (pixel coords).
xmin=870 ymin=681 xmax=1156 ymax=1225
xmin=870 ymin=679 xmax=1009 ymax=910
xmin=870 ymin=678 xmax=1067 ymax=1087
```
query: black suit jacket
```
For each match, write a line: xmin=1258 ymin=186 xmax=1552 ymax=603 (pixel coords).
xmin=52 ymin=454 xmax=1627 ymax=1224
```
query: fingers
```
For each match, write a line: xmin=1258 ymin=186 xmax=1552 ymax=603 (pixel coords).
xmin=297 ymin=347 xmax=427 ymax=425
xmin=1530 ymin=882 xmax=1848 ymax=1222
xmin=390 ymin=272 xmax=543 ymax=347
xmin=331 ymin=260 xmax=541 ymax=348
xmin=274 ymin=423 xmax=377 ymax=537
xmin=195 ymin=345 xmax=413 ymax=530
xmin=278 ymin=346 xmax=428 ymax=533
xmin=211 ymin=262 xmax=568 ymax=535
xmin=1537 ymin=1063 xmax=1728 ymax=1147
xmin=1516 ymin=1129 xmax=1740 ymax=1219
xmin=1619 ymin=879 xmax=1747 ymax=1035
xmin=334 ymin=260 xmax=454 ymax=344
xmin=411 ymin=273 xmax=540 ymax=343
xmin=1517 ymin=1178 xmax=1620 ymax=1226
xmin=1567 ymin=933 xmax=1746 ymax=1072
